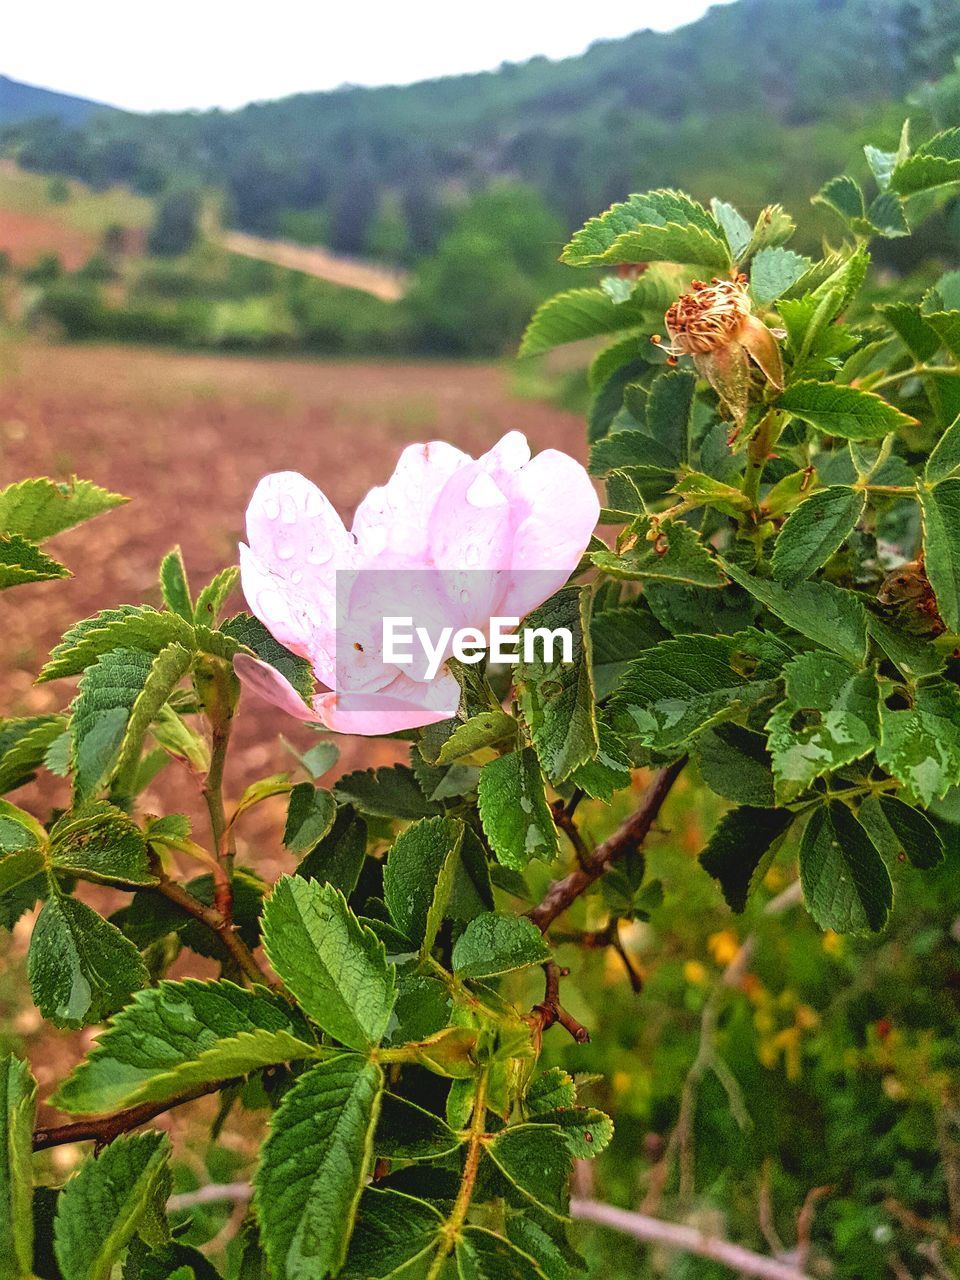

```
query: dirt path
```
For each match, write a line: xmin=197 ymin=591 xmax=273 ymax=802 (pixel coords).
xmin=220 ymin=229 xmax=410 ymax=301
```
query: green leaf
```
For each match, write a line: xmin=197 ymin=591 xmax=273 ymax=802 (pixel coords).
xmin=799 ymin=802 xmax=892 ymax=934
xmin=866 ymin=794 xmax=945 ymax=871
xmin=744 ymin=204 xmax=796 ymax=259
xmin=592 ymin=517 xmax=725 ymax=588
xmin=452 ymin=912 xmax=550 ymax=979
xmin=878 ymin=302 xmax=940 ymax=362
xmin=71 ymin=648 xmax=153 ymax=799
xmin=375 ymin=1092 xmax=463 ymax=1161
xmin=193 ymin=565 xmax=240 ymax=628
xmin=336 ymin=764 xmax=441 ymax=819
xmin=0 ymin=715 xmax=67 ymax=794
xmin=427 ymin=712 xmax=518 ymax=766
xmin=644 ymin=369 xmax=696 ymax=467
xmin=563 ymin=190 xmax=729 ymax=270
xmin=383 ymin=816 xmax=465 ymax=955
xmin=517 ymin=588 xmax=598 ymax=783
xmin=29 ymin=894 xmax=148 ymax=1028
xmin=923 ymin=311 xmax=960 ymax=360
xmin=590 ymin=606 xmax=667 ymax=700
xmin=920 ymin=479 xmax=960 ymax=631
xmin=518 ymin=278 xmax=676 ymax=358
xmin=711 ymin=198 xmax=752 ymax=261
xmin=867 ymin=191 xmax=910 ymax=238
xmin=771 ymin=487 xmax=866 ymax=586
xmin=49 ymin=802 xmax=155 ymax=885
xmin=765 ymin=654 xmax=879 ymax=802
xmin=0 ymin=535 xmax=69 ymax=589
xmin=610 ymin=630 xmax=789 ymax=752
xmin=477 ymin=748 xmax=559 ymax=870
xmin=255 ymin=1056 xmax=384 ymax=1280
xmin=298 ymin=807 xmax=368 ymax=898
xmin=721 ymin=563 xmax=867 ymax=666
xmin=925 ymin=414 xmax=960 ymax=484
xmin=39 ymin=606 xmax=195 ymax=683
xmin=53 ymin=1132 xmax=170 ymax=1280
xmin=569 ymin=722 xmax=632 ymax=801
xmin=0 ymin=1055 xmax=36 ymax=1277
xmin=484 ymin=1124 xmax=571 ymax=1218
xmin=262 ymin=876 xmax=396 ymax=1050
xmin=341 ymin=1188 xmax=443 ymax=1280
xmin=750 ymin=247 xmax=811 ymax=306
xmin=876 ymin=681 xmax=960 ymax=805
xmin=159 ymin=547 xmax=192 ymax=620
xmin=864 ymin=123 xmax=910 ymax=192
xmin=0 ymin=477 xmax=125 ymax=542
xmin=700 ymin=807 xmax=793 ymax=911
xmin=458 ymin=1228 xmax=548 ymax=1280
xmin=695 ymin=725 xmax=775 ymax=807
xmin=283 ymin=783 xmax=337 ymax=853
xmin=531 ymin=1106 xmax=614 ymax=1160
xmin=116 ymin=644 xmax=194 ymax=791
xmin=779 ymin=381 xmax=918 ymax=440
xmin=220 ymin=613 xmax=314 ymax=702
xmin=891 ymin=128 xmax=960 ymax=194
xmin=526 ymin=1068 xmax=576 ymax=1114
xmin=53 ymin=978 xmax=319 ymax=1114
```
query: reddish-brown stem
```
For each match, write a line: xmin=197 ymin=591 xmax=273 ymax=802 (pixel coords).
xmin=530 ymin=961 xmax=590 ymax=1045
xmin=152 ymin=877 xmax=278 ymax=989
xmin=528 ymin=759 xmax=686 ymax=933
xmin=33 ymin=1078 xmax=234 ymax=1151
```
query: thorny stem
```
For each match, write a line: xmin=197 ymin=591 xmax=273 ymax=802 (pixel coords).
xmin=152 ymin=876 xmax=278 ymax=989
xmin=425 ymin=1067 xmax=490 ymax=1280
xmin=525 ymin=760 xmax=686 ymax=1044
xmin=528 ymin=759 xmax=686 ymax=934
xmin=33 ymin=1078 xmax=235 ymax=1151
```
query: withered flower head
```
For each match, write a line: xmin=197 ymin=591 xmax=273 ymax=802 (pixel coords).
xmin=659 ymin=275 xmax=783 ymax=429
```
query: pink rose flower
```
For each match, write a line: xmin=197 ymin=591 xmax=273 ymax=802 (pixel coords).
xmin=236 ymin=431 xmax=599 ymax=735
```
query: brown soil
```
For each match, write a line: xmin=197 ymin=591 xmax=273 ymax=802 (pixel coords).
xmin=0 ymin=209 xmax=94 ymax=271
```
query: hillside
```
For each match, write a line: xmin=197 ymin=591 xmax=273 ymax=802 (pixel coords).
xmin=3 ymin=0 xmax=960 ymax=269
xmin=0 ymin=75 xmax=112 ymax=127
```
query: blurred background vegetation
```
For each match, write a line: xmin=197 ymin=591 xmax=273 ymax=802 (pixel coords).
xmin=2 ymin=0 xmax=960 ymax=360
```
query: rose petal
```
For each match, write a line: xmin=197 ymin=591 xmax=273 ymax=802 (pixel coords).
xmin=352 ymin=440 xmax=470 ymax=567
xmin=233 ymin=653 xmax=321 ymax=723
xmin=316 ymin=666 xmax=460 ymax=735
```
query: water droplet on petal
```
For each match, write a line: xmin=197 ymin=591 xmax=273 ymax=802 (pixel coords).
xmin=278 ymin=543 xmax=295 ymax=560
xmin=263 ymin=497 xmax=281 ymax=520
xmin=459 ymin=588 xmax=470 ymax=604
xmin=305 ymin=491 xmax=325 ymax=517
xmin=307 ymin=542 xmax=333 ymax=565
xmin=280 ymin=494 xmax=298 ymax=524
xmin=465 ymin=543 xmax=480 ymax=567
xmin=290 ymin=570 xmax=304 ymax=585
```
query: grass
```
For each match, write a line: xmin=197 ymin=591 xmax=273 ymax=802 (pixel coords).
xmin=0 ymin=160 xmax=153 ymax=232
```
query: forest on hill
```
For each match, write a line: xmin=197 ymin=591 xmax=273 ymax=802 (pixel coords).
xmin=4 ymin=0 xmax=960 ymax=260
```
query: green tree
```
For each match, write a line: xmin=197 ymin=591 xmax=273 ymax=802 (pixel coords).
xmin=147 ymin=188 xmax=201 ymax=257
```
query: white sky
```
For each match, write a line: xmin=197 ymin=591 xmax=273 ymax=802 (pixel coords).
xmin=4 ymin=1 xmax=732 ymax=113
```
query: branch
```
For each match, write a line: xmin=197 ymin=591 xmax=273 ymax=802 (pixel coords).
xmin=529 ymin=961 xmax=590 ymax=1045
xmin=33 ymin=1078 xmax=234 ymax=1151
xmin=151 ymin=876 xmax=280 ymax=990
xmin=528 ymin=759 xmax=686 ymax=933
xmin=569 ymin=1200 xmax=814 ymax=1280
xmin=643 ymin=880 xmax=804 ymax=1211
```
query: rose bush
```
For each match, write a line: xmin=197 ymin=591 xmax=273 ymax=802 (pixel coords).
xmin=2 ymin=119 xmax=960 ymax=1276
